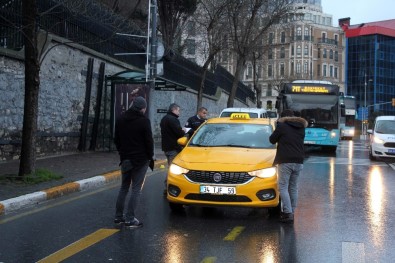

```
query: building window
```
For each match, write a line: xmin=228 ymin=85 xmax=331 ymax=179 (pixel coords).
xmin=304 ymin=27 xmax=309 ymax=36
xmin=304 ymin=45 xmax=308 ymax=56
xmin=318 ymin=48 xmax=320 ymax=58
xmin=323 ymin=49 xmax=327 ymax=58
xmin=187 ymin=21 xmax=196 ymax=36
xmin=334 ymin=67 xmax=338 ymax=78
xmin=304 ymin=62 xmax=308 ymax=74
xmin=317 ymin=64 xmax=320 ymax=77
xmin=280 ymin=47 xmax=285 ymax=58
xmin=268 ymin=64 xmax=273 ymax=77
xmin=291 ymin=62 xmax=294 ymax=75
xmin=322 ymin=32 xmax=326 ymax=42
xmin=280 ymin=64 xmax=285 ymax=76
xmin=323 ymin=64 xmax=327 ymax=76
xmin=247 ymin=65 xmax=252 ymax=79
xmin=185 ymin=39 xmax=195 ymax=55
xmin=257 ymin=65 xmax=262 ymax=79
xmin=335 ymin=51 xmax=338 ymax=61
xmin=297 ymin=45 xmax=301 ymax=56
xmin=267 ymin=85 xmax=272 ymax=96
xmin=297 ymin=27 xmax=302 ymax=36
xmin=281 ymin=31 xmax=285 ymax=43
xmin=296 ymin=62 xmax=301 ymax=74
xmin=330 ymin=49 xmax=333 ymax=59
xmin=291 ymin=45 xmax=294 ymax=56
xmin=269 ymin=32 xmax=274 ymax=44
xmin=268 ymin=48 xmax=273 ymax=60
xmin=330 ymin=65 xmax=333 ymax=77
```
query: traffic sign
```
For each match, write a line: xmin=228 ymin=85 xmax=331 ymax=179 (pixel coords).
xmin=154 ymin=82 xmax=186 ymax=91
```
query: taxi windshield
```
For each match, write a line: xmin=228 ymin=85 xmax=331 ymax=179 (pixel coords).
xmin=190 ymin=123 xmax=275 ymax=149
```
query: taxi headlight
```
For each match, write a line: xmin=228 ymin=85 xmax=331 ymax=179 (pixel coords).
xmin=169 ymin=164 xmax=189 ymax=175
xmin=373 ymin=136 xmax=385 ymax=144
xmin=248 ymin=167 xmax=277 ymax=178
xmin=330 ymin=132 xmax=337 ymax=138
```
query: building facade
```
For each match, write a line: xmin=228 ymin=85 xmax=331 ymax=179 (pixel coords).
xmin=342 ymin=18 xmax=395 ymax=116
xmin=240 ymin=0 xmax=345 ymax=109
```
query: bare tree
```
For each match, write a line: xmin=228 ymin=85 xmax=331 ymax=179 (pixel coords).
xmin=157 ymin=0 xmax=197 ymax=58
xmin=8 ymin=0 xmax=142 ymax=177
xmin=191 ymin=0 xmax=231 ymax=110
xmin=225 ymin=0 xmax=294 ymax=107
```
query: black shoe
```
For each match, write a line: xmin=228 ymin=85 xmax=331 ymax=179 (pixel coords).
xmin=279 ymin=212 xmax=294 ymax=223
xmin=114 ymin=218 xmax=125 ymax=225
xmin=125 ymin=218 xmax=143 ymax=228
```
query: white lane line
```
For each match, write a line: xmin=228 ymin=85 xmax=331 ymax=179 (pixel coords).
xmin=342 ymin=242 xmax=365 ymax=263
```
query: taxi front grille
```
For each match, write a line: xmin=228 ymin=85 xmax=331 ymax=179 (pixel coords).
xmin=185 ymin=171 xmax=253 ymax=184
xmin=185 ymin=194 xmax=251 ymax=202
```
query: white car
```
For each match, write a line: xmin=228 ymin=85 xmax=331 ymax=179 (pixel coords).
xmin=367 ymin=116 xmax=395 ymax=160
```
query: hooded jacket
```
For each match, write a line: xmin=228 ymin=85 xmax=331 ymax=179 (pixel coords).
xmin=160 ymin=111 xmax=185 ymax=152
xmin=269 ymin=116 xmax=308 ymax=165
xmin=114 ymin=108 xmax=154 ymax=165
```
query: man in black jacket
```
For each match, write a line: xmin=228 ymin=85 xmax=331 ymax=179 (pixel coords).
xmin=114 ymin=96 xmax=154 ymax=228
xmin=269 ymin=109 xmax=308 ymax=223
xmin=184 ymin=107 xmax=208 ymax=137
xmin=160 ymin=103 xmax=186 ymax=195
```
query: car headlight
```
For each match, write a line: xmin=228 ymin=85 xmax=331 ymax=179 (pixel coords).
xmin=248 ymin=167 xmax=277 ymax=178
xmin=169 ymin=164 xmax=189 ymax=175
xmin=330 ymin=132 xmax=337 ymax=137
xmin=373 ymin=136 xmax=385 ymax=144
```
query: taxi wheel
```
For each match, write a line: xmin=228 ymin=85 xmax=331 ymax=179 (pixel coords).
xmin=169 ymin=202 xmax=184 ymax=213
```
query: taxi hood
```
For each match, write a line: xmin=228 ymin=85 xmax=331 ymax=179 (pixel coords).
xmin=174 ymin=147 xmax=276 ymax=171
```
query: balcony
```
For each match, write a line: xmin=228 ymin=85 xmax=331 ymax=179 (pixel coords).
xmin=317 ymin=38 xmax=338 ymax=46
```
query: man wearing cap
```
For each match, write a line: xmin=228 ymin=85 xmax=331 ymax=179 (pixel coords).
xmin=113 ymin=96 xmax=154 ymax=228
xmin=269 ymin=109 xmax=307 ymax=224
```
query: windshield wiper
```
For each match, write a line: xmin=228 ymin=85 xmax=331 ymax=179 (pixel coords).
xmin=213 ymin=144 xmax=253 ymax=148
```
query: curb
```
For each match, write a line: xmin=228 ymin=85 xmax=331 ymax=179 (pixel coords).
xmin=0 ymin=160 xmax=167 ymax=216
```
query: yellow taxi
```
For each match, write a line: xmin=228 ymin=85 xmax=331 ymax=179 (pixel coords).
xmin=166 ymin=113 xmax=280 ymax=212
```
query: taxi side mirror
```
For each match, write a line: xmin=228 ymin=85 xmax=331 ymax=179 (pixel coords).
xmin=177 ymin=137 xmax=189 ymax=146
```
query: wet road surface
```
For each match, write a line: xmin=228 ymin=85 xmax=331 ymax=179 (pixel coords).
xmin=1 ymin=140 xmax=395 ymax=262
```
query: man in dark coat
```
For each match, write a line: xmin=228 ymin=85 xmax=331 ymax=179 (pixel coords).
xmin=160 ymin=103 xmax=186 ymax=195
xmin=184 ymin=107 xmax=208 ymax=137
xmin=269 ymin=109 xmax=308 ymax=223
xmin=114 ymin=96 xmax=154 ymax=228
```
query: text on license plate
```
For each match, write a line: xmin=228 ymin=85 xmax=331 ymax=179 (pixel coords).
xmin=388 ymin=149 xmax=395 ymax=153
xmin=200 ymin=185 xmax=236 ymax=195
xmin=304 ymin=140 xmax=316 ymax=144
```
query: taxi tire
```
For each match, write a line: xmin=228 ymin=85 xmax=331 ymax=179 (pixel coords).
xmin=268 ymin=200 xmax=282 ymax=216
xmin=169 ymin=202 xmax=184 ymax=213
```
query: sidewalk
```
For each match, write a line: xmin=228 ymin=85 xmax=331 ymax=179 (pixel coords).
xmin=0 ymin=145 xmax=167 ymax=216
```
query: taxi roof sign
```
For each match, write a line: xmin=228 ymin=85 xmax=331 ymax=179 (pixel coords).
xmin=230 ymin=113 xmax=250 ymax=120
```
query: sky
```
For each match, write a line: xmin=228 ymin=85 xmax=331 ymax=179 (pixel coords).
xmin=321 ymin=0 xmax=395 ymax=25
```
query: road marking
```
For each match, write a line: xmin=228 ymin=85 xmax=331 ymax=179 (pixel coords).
xmin=200 ymin=257 xmax=217 ymax=263
xmin=342 ymin=242 xmax=365 ymax=263
xmin=37 ymin=228 xmax=119 ymax=263
xmin=223 ymin=226 xmax=245 ymax=241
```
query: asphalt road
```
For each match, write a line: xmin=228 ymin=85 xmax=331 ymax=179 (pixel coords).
xmin=1 ymin=140 xmax=395 ymax=262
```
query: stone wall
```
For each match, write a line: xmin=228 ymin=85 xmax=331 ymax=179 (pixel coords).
xmin=0 ymin=35 xmax=252 ymax=161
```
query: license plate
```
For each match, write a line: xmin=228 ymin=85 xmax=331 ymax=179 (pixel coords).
xmin=200 ymin=185 xmax=236 ymax=195
xmin=304 ymin=141 xmax=316 ymax=144
xmin=388 ymin=149 xmax=395 ymax=153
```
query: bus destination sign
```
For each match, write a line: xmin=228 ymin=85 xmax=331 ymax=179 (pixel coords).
xmin=284 ymin=83 xmax=338 ymax=95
